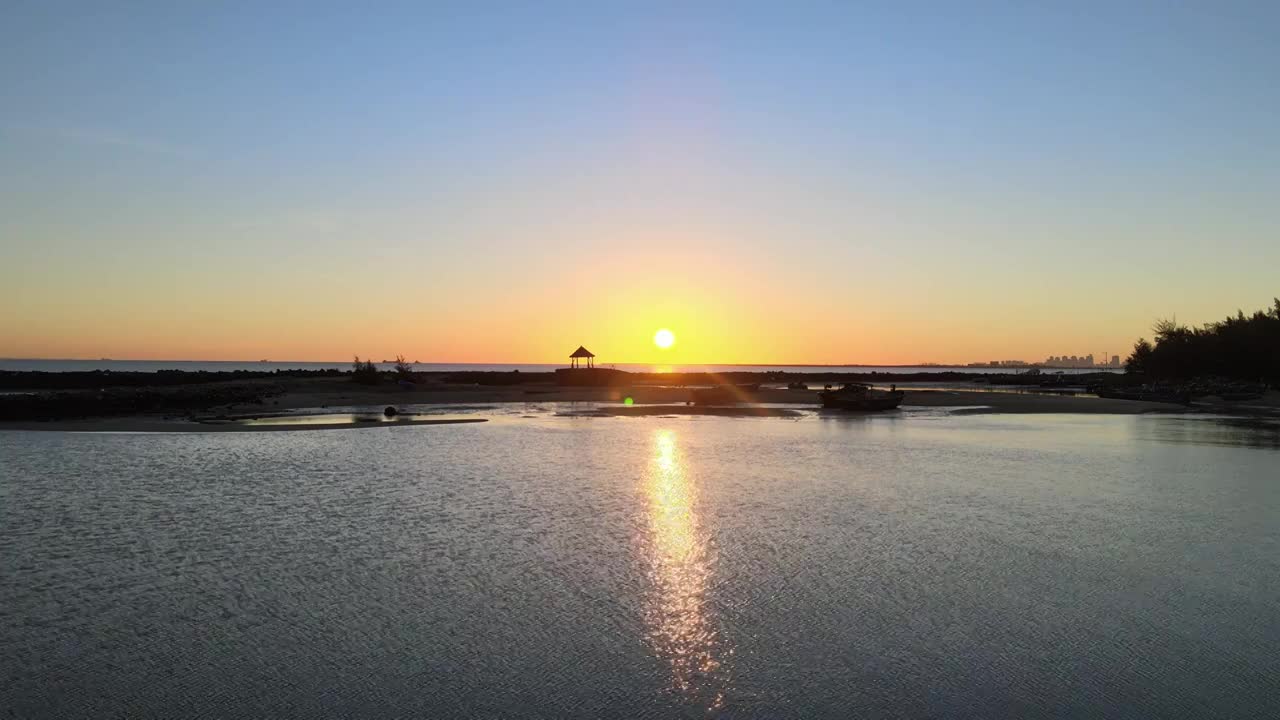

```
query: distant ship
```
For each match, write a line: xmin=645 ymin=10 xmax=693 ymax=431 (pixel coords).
xmin=818 ymin=383 xmax=904 ymax=411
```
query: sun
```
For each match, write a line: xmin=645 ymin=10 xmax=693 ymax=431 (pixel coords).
xmin=654 ymin=328 xmax=676 ymax=349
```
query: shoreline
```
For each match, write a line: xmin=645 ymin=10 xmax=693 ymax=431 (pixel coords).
xmin=0 ymin=368 xmax=1119 ymax=393
xmin=0 ymin=388 xmax=1244 ymax=433
xmin=245 ymin=385 xmax=1207 ymax=415
xmin=4 ymin=377 xmax=1275 ymax=432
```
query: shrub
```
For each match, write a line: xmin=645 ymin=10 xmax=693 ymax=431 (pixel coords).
xmin=351 ymin=355 xmax=382 ymax=385
xmin=394 ymin=355 xmax=414 ymax=382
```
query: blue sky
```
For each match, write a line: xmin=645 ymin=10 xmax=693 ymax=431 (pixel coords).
xmin=2 ymin=1 xmax=1277 ymax=362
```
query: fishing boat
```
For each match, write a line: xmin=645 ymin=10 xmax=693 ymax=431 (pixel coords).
xmin=818 ymin=383 xmax=904 ymax=411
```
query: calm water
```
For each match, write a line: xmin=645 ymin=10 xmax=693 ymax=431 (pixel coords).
xmin=0 ymin=358 xmax=1117 ymax=375
xmin=2 ymin=412 xmax=1277 ymax=718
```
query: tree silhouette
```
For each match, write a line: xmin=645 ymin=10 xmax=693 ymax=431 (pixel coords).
xmin=394 ymin=355 xmax=414 ymax=381
xmin=1126 ymin=299 xmax=1280 ymax=384
xmin=351 ymin=355 xmax=381 ymax=385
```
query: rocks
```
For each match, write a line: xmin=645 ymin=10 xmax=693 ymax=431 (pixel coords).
xmin=0 ymin=369 xmax=343 ymax=391
xmin=0 ymin=383 xmax=284 ymax=422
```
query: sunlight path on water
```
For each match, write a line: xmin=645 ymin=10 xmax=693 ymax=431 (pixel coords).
xmin=642 ymin=428 xmax=730 ymax=711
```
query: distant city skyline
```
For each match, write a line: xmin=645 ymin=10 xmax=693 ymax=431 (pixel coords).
xmin=1041 ymin=354 xmax=1125 ymax=369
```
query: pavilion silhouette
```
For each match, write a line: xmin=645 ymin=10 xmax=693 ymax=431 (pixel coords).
xmin=569 ymin=346 xmax=595 ymax=369
xmin=557 ymin=345 xmax=624 ymax=386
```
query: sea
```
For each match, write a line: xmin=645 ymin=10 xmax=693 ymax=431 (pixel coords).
xmin=0 ymin=359 xmax=1117 ymax=375
xmin=2 ymin=407 xmax=1277 ymax=717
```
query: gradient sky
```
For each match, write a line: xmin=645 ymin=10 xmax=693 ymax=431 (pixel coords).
xmin=3 ymin=2 xmax=1277 ymax=365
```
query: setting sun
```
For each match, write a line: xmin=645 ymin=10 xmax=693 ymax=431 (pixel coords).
xmin=654 ymin=329 xmax=676 ymax=349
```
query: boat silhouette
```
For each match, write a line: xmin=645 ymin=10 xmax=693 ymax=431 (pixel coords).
xmin=819 ymin=383 xmax=904 ymax=411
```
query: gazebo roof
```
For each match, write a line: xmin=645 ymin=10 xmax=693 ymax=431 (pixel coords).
xmin=570 ymin=345 xmax=595 ymax=358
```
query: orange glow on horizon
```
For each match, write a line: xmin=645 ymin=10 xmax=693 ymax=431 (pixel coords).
xmin=0 ymin=243 xmax=1171 ymax=366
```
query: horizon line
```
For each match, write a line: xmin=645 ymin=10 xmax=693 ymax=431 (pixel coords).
xmin=2 ymin=356 xmax=1077 ymax=368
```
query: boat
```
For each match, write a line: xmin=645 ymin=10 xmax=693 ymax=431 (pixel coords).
xmin=818 ymin=383 xmax=904 ymax=411
xmin=690 ymin=384 xmax=760 ymax=405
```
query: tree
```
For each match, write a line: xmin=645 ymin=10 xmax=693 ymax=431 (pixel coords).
xmin=1126 ymin=338 xmax=1154 ymax=375
xmin=1124 ymin=299 xmax=1280 ymax=384
xmin=351 ymin=355 xmax=381 ymax=385
xmin=394 ymin=355 xmax=414 ymax=382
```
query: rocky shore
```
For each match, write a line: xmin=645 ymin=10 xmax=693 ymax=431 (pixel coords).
xmin=0 ymin=381 xmax=284 ymax=422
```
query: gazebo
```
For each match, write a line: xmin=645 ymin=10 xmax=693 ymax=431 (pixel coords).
xmin=569 ymin=345 xmax=595 ymax=369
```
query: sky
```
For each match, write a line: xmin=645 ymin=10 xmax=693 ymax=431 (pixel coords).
xmin=2 ymin=1 xmax=1277 ymax=365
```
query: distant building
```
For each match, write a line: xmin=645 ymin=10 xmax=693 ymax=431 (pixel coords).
xmin=972 ymin=359 xmax=1034 ymax=367
xmin=1111 ymin=355 xmax=1121 ymax=367
xmin=1043 ymin=353 xmax=1110 ymax=368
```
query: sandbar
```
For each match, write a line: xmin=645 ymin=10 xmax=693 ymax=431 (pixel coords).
xmin=0 ymin=416 xmax=487 ymax=433
xmin=557 ymin=404 xmax=803 ymax=418
xmin=5 ymin=377 xmax=1270 ymax=432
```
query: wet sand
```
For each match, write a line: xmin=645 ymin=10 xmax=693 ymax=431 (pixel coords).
xmin=558 ymin=404 xmax=804 ymax=418
xmin=3 ymin=379 xmax=1244 ymax=432
xmin=0 ymin=417 xmax=488 ymax=433
xmin=900 ymin=389 xmax=1178 ymax=414
xmin=251 ymin=382 xmax=1183 ymax=415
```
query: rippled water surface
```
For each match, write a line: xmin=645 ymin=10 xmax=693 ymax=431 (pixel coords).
xmin=3 ymin=413 xmax=1278 ymax=718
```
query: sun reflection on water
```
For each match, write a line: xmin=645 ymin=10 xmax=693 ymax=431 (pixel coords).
xmin=643 ymin=429 xmax=730 ymax=711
